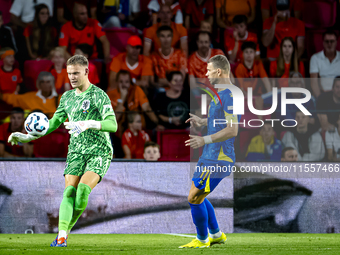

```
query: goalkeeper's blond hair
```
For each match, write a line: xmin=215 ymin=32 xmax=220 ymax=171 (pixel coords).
xmin=67 ymin=55 xmax=88 ymax=67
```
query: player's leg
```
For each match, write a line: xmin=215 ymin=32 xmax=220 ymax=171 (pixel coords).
xmin=51 ymin=175 xmax=79 ymax=247
xmin=204 ymin=174 xmax=230 ymax=245
xmin=179 ymin=181 xmax=210 ymax=248
xmin=188 ymin=181 xmax=210 ymax=238
xmin=180 ymin=164 xmax=229 ymax=248
xmin=67 ymin=171 xmax=98 ymax=231
xmin=204 ymin=198 xmax=227 ymax=245
xmin=67 ymin=155 xmax=111 ymax=233
xmin=53 ymin=154 xmax=85 ymax=247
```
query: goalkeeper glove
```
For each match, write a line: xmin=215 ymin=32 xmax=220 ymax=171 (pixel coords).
xmin=8 ymin=132 xmax=39 ymax=145
xmin=64 ymin=120 xmax=101 ymax=137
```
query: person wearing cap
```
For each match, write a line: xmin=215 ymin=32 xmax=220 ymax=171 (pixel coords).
xmin=262 ymin=0 xmax=305 ymax=60
xmin=0 ymin=71 xmax=60 ymax=118
xmin=108 ymin=35 xmax=153 ymax=92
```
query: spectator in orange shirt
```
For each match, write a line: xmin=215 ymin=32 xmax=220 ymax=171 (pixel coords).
xmin=261 ymin=0 xmax=303 ymax=21
xmin=151 ymin=26 xmax=187 ymax=87
xmin=108 ymin=35 xmax=154 ymax=91
xmin=107 ymin=70 xmax=158 ymax=136
xmin=216 ymin=0 xmax=256 ymax=28
xmin=59 ymin=3 xmax=110 ymax=63
xmin=0 ymin=48 xmax=22 ymax=94
xmin=143 ymin=4 xmax=188 ymax=57
xmin=0 ymin=107 xmax=33 ymax=158
xmin=143 ymin=141 xmax=161 ymax=161
xmin=23 ymin=4 xmax=57 ymax=60
xmin=262 ymin=0 xmax=305 ymax=59
xmin=270 ymin=37 xmax=305 ymax=88
xmin=122 ymin=112 xmax=150 ymax=159
xmin=184 ymin=0 xmax=214 ymax=29
xmin=226 ymin=15 xmax=260 ymax=64
xmin=0 ymin=71 xmax=59 ymax=117
xmin=188 ymin=31 xmax=224 ymax=90
xmin=235 ymin=42 xmax=271 ymax=96
xmin=74 ymin=44 xmax=100 ymax=86
xmin=49 ymin=47 xmax=70 ymax=94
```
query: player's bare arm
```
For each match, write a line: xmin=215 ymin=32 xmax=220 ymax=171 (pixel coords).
xmin=185 ymin=113 xmax=207 ymax=128
xmin=185 ymin=123 xmax=238 ymax=149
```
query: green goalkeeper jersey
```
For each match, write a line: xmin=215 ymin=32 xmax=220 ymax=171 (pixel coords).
xmin=53 ymin=84 xmax=115 ymax=158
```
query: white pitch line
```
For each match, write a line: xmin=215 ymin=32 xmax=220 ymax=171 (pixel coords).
xmin=164 ymin=233 xmax=196 ymax=238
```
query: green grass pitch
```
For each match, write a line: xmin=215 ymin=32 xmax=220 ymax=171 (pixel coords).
xmin=0 ymin=233 xmax=340 ymax=255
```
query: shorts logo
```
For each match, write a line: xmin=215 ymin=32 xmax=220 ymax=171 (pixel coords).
xmin=12 ymin=75 xmax=17 ymax=81
xmin=65 ymin=163 xmax=68 ymax=169
xmin=60 ymin=32 xmax=64 ymax=39
xmin=82 ymin=100 xmax=90 ymax=113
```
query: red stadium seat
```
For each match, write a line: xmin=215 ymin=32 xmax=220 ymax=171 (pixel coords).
xmin=157 ymin=129 xmax=190 ymax=161
xmin=303 ymin=0 xmax=337 ymax=29
xmin=89 ymin=59 xmax=103 ymax=78
xmin=103 ymin=28 xmax=139 ymax=58
xmin=23 ymin=59 xmax=53 ymax=91
xmin=33 ymin=128 xmax=69 ymax=158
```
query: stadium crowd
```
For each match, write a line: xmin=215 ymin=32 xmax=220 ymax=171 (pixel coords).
xmin=0 ymin=0 xmax=340 ymax=162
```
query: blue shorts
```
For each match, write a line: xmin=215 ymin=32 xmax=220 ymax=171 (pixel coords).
xmin=192 ymin=158 xmax=233 ymax=193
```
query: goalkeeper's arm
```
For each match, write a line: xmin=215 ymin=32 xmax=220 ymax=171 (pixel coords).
xmin=8 ymin=115 xmax=118 ymax=145
xmin=99 ymin=115 xmax=118 ymax=133
xmin=47 ymin=115 xmax=118 ymax=135
xmin=46 ymin=115 xmax=64 ymax=135
xmin=8 ymin=115 xmax=64 ymax=145
xmin=64 ymin=115 xmax=118 ymax=137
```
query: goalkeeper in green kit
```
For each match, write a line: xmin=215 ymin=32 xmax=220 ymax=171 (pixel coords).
xmin=8 ymin=55 xmax=117 ymax=247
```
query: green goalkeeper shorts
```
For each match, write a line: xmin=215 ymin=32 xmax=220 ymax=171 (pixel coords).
xmin=64 ymin=153 xmax=111 ymax=182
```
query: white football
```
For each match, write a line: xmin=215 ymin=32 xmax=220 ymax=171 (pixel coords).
xmin=24 ymin=112 xmax=49 ymax=136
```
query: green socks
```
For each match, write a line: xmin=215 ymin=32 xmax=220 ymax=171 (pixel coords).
xmin=58 ymin=185 xmax=77 ymax=232
xmin=67 ymin=183 xmax=92 ymax=232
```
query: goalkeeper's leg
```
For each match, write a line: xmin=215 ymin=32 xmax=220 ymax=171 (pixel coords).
xmin=66 ymin=155 xmax=110 ymax=235
xmin=52 ymin=175 xmax=80 ymax=247
xmin=67 ymin=171 xmax=100 ymax=233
